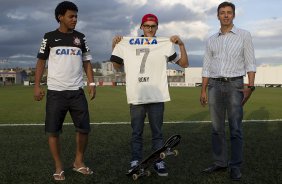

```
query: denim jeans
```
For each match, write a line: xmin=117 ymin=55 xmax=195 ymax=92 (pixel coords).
xmin=130 ymin=102 xmax=164 ymax=161
xmin=208 ymin=78 xmax=244 ymax=169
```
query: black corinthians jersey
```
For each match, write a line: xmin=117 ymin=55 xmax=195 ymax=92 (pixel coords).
xmin=37 ymin=29 xmax=92 ymax=90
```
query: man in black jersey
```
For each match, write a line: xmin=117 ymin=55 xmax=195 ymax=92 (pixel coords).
xmin=34 ymin=1 xmax=95 ymax=181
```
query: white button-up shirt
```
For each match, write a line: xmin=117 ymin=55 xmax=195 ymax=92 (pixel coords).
xmin=202 ymin=26 xmax=256 ymax=78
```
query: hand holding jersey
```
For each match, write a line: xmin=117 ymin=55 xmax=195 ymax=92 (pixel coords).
xmin=112 ymin=35 xmax=123 ymax=50
xmin=111 ymin=37 xmax=179 ymax=104
xmin=170 ymin=35 xmax=184 ymax=46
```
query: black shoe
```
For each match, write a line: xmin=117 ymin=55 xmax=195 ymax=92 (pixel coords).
xmin=128 ymin=160 xmax=139 ymax=173
xmin=202 ymin=164 xmax=227 ymax=173
xmin=230 ymin=168 xmax=242 ymax=181
xmin=154 ymin=161 xmax=168 ymax=176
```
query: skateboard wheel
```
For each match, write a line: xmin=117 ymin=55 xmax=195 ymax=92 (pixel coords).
xmin=173 ymin=150 xmax=179 ymax=156
xmin=160 ymin=152 xmax=166 ymax=159
xmin=145 ymin=171 xmax=151 ymax=176
xmin=132 ymin=174 xmax=139 ymax=180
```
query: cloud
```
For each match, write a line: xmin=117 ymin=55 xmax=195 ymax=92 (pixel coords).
xmin=158 ymin=0 xmax=219 ymax=13
xmin=257 ymin=56 xmax=282 ymax=66
xmin=244 ymin=17 xmax=282 ymax=62
xmin=157 ymin=21 xmax=210 ymax=41
xmin=0 ymin=0 xmax=282 ymax=68
xmin=0 ymin=27 xmax=31 ymax=43
xmin=116 ymin=0 xmax=147 ymax=7
xmin=30 ymin=11 xmax=50 ymax=21
xmin=9 ymin=54 xmax=35 ymax=59
xmin=251 ymin=17 xmax=282 ymax=38
xmin=6 ymin=11 xmax=27 ymax=20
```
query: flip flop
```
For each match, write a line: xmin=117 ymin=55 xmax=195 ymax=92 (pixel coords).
xmin=72 ymin=166 xmax=93 ymax=175
xmin=53 ymin=171 xmax=65 ymax=181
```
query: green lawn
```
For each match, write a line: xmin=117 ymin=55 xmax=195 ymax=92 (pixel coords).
xmin=0 ymin=85 xmax=281 ymax=183
xmin=0 ymin=122 xmax=281 ymax=184
xmin=0 ymin=85 xmax=282 ymax=123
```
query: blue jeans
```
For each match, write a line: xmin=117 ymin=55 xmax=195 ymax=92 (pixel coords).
xmin=208 ymin=78 xmax=244 ymax=169
xmin=130 ymin=103 xmax=164 ymax=161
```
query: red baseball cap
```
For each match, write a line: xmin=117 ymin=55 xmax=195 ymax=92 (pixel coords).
xmin=141 ymin=13 xmax=158 ymax=25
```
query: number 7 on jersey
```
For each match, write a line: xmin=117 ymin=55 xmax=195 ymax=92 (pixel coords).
xmin=136 ymin=48 xmax=150 ymax=74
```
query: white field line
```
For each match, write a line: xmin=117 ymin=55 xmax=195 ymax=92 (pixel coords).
xmin=0 ymin=119 xmax=282 ymax=126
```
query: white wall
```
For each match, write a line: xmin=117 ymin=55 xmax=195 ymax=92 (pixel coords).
xmin=255 ymin=66 xmax=282 ymax=85
xmin=167 ymin=69 xmax=184 ymax=76
xmin=185 ymin=66 xmax=282 ymax=86
xmin=185 ymin=67 xmax=202 ymax=85
xmin=101 ymin=62 xmax=114 ymax=76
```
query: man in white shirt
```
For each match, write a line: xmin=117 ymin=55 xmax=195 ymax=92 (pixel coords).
xmin=111 ymin=13 xmax=188 ymax=176
xmin=200 ymin=2 xmax=256 ymax=181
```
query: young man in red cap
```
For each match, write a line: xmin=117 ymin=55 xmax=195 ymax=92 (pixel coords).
xmin=111 ymin=13 xmax=189 ymax=176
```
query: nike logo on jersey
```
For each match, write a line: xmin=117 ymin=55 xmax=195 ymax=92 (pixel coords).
xmin=55 ymin=39 xmax=61 ymax=41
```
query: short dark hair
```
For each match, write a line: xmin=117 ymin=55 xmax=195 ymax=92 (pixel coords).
xmin=217 ymin=1 xmax=235 ymax=16
xmin=55 ymin=1 xmax=78 ymax=23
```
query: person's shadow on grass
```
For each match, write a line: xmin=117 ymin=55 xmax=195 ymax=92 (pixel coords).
xmin=246 ymin=106 xmax=269 ymax=120
xmin=185 ymin=110 xmax=209 ymax=121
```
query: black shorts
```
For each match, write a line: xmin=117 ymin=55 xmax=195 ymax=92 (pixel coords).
xmin=45 ymin=88 xmax=91 ymax=135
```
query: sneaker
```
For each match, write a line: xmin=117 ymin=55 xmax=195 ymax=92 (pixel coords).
xmin=128 ymin=160 xmax=139 ymax=173
xmin=154 ymin=161 xmax=168 ymax=176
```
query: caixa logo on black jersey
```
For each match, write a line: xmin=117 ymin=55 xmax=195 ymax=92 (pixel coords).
xmin=56 ymin=48 xmax=82 ymax=56
xmin=39 ymin=38 xmax=47 ymax=54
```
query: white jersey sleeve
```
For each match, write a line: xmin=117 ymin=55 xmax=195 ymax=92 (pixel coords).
xmin=110 ymin=37 xmax=179 ymax=104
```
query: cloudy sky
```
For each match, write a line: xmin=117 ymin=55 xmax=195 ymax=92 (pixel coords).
xmin=0 ymin=0 xmax=281 ymax=68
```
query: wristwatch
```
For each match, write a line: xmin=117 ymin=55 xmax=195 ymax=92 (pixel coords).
xmin=89 ymin=82 xmax=96 ymax=86
xmin=248 ymin=86 xmax=255 ymax=91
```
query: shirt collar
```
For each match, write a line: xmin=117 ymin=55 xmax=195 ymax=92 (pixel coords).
xmin=217 ymin=25 xmax=238 ymax=36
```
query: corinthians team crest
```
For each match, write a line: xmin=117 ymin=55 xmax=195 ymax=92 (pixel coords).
xmin=73 ymin=37 xmax=81 ymax=46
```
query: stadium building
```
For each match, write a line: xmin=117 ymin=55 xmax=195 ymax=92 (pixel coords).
xmin=184 ymin=66 xmax=282 ymax=87
xmin=0 ymin=69 xmax=23 ymax=85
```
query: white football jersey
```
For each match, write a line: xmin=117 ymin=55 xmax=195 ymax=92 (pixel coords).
xmin=37 ymin=29 xmax=92 ymax=91
xmin=111 ymin=37 xmax=179 ymax=104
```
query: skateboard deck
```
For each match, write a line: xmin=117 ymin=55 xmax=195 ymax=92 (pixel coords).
xmin=126 ymin=134 xmax=181 ymax=180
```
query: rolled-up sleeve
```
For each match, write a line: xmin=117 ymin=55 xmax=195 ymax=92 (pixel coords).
xmin=244 ymin=31 xmax=256 ymax=72
xmin=202 ymin=40 xmax=212 ymax=77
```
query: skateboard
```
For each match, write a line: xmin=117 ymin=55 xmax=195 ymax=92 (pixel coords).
xmin=126 ymin=134 xmax=181 ymax=180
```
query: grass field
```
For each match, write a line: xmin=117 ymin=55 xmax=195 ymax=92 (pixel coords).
xmin=1 ymin=85 xmax=282 ymax=123
xmin=0 ymin=86 xmax=282 ymax=183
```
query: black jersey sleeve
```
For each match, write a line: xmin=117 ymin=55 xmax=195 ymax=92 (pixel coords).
xmin=110 ymin=55 xmax=124 ymax=65
xmin=37 ymin=33 xmax=50 ymax=60
xmin=81 ymin=35 xmax=91 ymax=53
